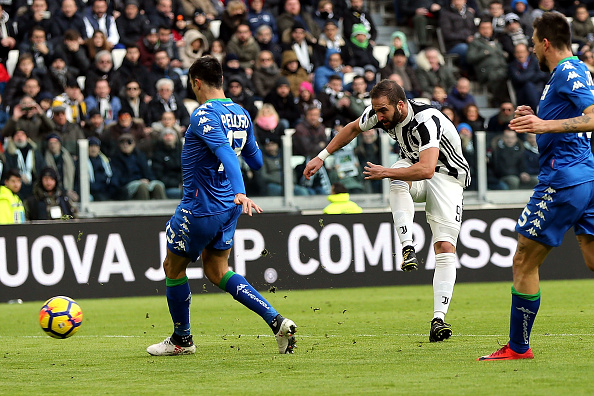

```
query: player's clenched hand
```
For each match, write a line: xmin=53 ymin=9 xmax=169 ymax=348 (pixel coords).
xmin=303 ymin=157 xmax=323 ymax=180
xmin=363 ymin=162 xmax=387 ymax=180
xmin=514 ymin=105 xmax=534 ymax=118
xmin=509 ymin=114 xmax=547 ymax=134
xmin=234 ymin=193 xmax=263 ymax=216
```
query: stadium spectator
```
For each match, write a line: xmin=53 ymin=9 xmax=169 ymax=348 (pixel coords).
xmin=0 ymin=92 xmax=9 ymax=131
xmin=25 ymin=166 xmax=75 ymax=220
xmin=346 ymin=23 xmax=379 ymax=71
xmin=84 ymin=51 xmax=115 ymax=97
xmin=225 ymin=75 xmax=258 ymax=120
xmin=318 ymin=75 xmax=356 ymax=127
xmin=484 ymin=0 xmax=506 ymax=39
xmin=277 ymin=0 xmax=320 ymax=44
xmin=4 ymin=129 xmax=45 ymax=200
xmin=259 ymin=137 xmax=300 ymax=196
xmin=226 ymin=23 xmax=260 ymax=74
xmin=292 ymin=106 xmax=327 ymax=158
xmin=491 ymin=129 xmax=528 ymax=190
xmin=280 ymin=49 xmax=310 ymax=97
xmin=186 ymin=8 xmax=215 ymax=46
xmin=252 ymin=50 xmax=281 ymax=99
xmin=380 ymin=49 xmax=421 ymax=98
xmin=151 ymin=111 xmax=183 ymax=140
xmin=511 ymin=0 xmax=534 ymax=38
xmin=45 ymin=53 xmax=79 ymax=96
xmin=461 ymin=103 xmax=485 ymax=132
xmin=522 ymin=132 xmax=539 ymax=188
xmin=571 ymin=4 xmax=594 ymax=51
xmin=83 ymin=109 xmax=107 ymax=139
xmin=499 ymin=13 xmax=529 ymax=61
xmin=363 ymin=64 xmax=378 ymax=91
xmin=182 ymin=2 xmax=218 ymax=21
xmin=208 ymin=38 xmax=226 ymax=64
xmin=254 ymin=24 xmax=282 ymax=66
xmin=106 ymin=109 xmax=152 ymax=158
xmin=138 ymin=25 xmax=160 ymax=69
xmin=430 ymin=85 xmax=450 ymax=110
xmin=438 ymin=0 xmax=477 ymax=71
xmin=313 ymin=49 xmax=345 ymax=94
xmin=312 ymin=0 xmax=338 ymax=31
xmin=219 ymin=0 xmax=248 ymax=44
xmin=156 ymin=26 xmax=183 ymax=70
xmin=18 ymin=26 xmax=53 ymax=74
xmin=50 ymin=0 xmax=87 ymax=41
xmin=0 ymin=4 xmax=16 ymax=62
xmin=3 ymin=54 xmax=48 ymax=108
xmin=282 ymin=22 xmax=318 ymax=73
xmin=83 ymin=30 xmax=111 ymax=64
xmin=457 ymin=122 xmax=477 ymax=190
xmin=52 ymin=29 xmax=90 ymax=77
xmin=110 ymin=133 xmax=167 ymax=200
xmin=247 ymin=0 xmax=278 ymax=40
xmin=43 ymin=133 xmax=78 ymax=202
xmin=315 ymin=21 xmax=346 ymax=63
xmin=179 ymin=29 xmax=209 ymax=71
xmin=0 ymin=169 xmax=25 ymax=224
xmin=447 ymin=77 xmax=476 ymax=117
xmin=147 ymin=50 xmax=184 ymax=98
xmin=263 ymin=76 xmax=300 ymax=128
xmin=400 ymin=0 xmax=442 ymax=49
xmin=297 ymin=80 xmax=321 ymax=119
xmin=52 ymin=79 xmax=88 ymax=125
xmin=85 ymin=78 xmax=121 ymax=124
xmin=116 ymin=0 xmax=151 ymax=48
xmin=87 ymin=136 xmax=114 ymax=201
xmin=582 ymin=50 xmax=594 ymax=77
xmin=151 ymin=127 xmax=182 ymax=199
xmin=342 ymin=0 xmax=377 ymax=44
xmin=531 ymin=0 xmax=556 ymax=20
xmin=111 ymin=45 xmax=153 ymax=97
xmin=487 ymin=101 xmax=515 ymax=141
xmin=388 ymin=31 xmax=414 ymax=67
xmin=2 ymin=97 xmax=54 ymax=145
xmin=441 ymin=105 xmax=459 ymax=125
xmin=323 ymin=182 xmax=362 ymax=214
xmin=508 ymin=42 xmax=548 ymax=110
xmin=148 ymin=0 xmax=179 ymax=30
xmin=147 ymin=78 xmax=190 ymax=129
xmin=354 ymin=128 xmax=382 ymax=193
xmin=253 ymin=104 xmax=285 ymax=146
xmin=416 ymin=47 xmax=456 ymax=97
xmin=348 ymin=75 xmax=370 ymax=116
xmin=83 ymin=0 xmax=119 ymax=49
xmin=50 ymin=105 xmax=85 ymax=158
xmin=118 ymin=80 xmax=151 ymax=126
xmin=16 ymin=0 xmax=53 ymax=44
xmin=221 ymin=52 xmax=253 ymax=93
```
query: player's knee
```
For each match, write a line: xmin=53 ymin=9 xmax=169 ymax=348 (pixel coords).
xmin=434 ymin=241 xmax=455 ymax=254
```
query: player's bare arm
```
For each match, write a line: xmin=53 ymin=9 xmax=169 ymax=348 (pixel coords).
xmin=234 ymin=193 xmax=263 ymax=216
xmin=302 ymin=118 xmax=364 ymax=180
xmin=510 ymin=104 xmax=594 ymax=134
xmin=363 ymin=147 xmax=439 ymax=181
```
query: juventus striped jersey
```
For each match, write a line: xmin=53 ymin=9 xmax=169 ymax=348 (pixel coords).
xmin=358 ymin=100 xmax=471 ymax=188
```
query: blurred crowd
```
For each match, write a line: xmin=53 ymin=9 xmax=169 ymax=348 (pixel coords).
xmin=0 ymin=0 xmax=587 ymax=222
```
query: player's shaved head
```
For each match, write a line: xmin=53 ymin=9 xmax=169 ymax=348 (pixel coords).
xmin=189 ymin=56 xmax=223 ymax=89
xmin=533 ymin=12 xmax=571 ymax=51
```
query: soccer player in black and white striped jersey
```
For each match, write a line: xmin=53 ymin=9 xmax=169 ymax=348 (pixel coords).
xmin=303 ymin=79 xmax=471 ymax=342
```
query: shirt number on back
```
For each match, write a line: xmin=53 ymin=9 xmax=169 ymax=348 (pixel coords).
xmin=218 ymin=129 xmax=248 ymax=171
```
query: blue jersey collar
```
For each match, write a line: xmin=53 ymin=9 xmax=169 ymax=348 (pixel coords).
xmin=205 ymin=98 xmax=233 ymax=103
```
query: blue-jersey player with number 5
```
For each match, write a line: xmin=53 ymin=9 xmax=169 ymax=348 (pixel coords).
xmin=479 ymin=12 xmax=594 ymax=360
xmin=147 ymin=56 xmax=296 ymax=356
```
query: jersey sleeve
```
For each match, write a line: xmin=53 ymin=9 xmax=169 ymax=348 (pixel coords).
xmin=557 ymin=62 xmax=594 ymax=113
xmin=416 ymin=113 xmax=441 ymax=152
xmin=358 ymin=105 xmax=383 ymax=131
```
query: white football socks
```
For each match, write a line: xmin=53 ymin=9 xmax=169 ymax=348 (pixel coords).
xmin=390 ymin=180 xmax=415 ymax=248
xmin=433 ymin=252 xmax=456 ymax=320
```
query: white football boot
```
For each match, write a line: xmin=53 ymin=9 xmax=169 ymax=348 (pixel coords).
xmin=275 ymin=318 xmax=297 ymax=354
xmin=146 ymin=336 xmax=196 ymax=356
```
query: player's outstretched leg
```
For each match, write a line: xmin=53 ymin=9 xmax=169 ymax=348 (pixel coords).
xmin=478 ymin=286 xmax=539 ymax=361
xmin=147 ymin=276 xmax=197 ymax=356
xmin=219 ymin=270 xmax=297 ymax=354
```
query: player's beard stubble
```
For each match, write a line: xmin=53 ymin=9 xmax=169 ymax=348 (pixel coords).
xmin=383 ymin=105 xmax=403 ymax=130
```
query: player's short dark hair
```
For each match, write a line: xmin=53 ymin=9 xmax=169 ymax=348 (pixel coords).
xmin=533 ymin=12 xmax=571 ymax=50
xmin=5 ymin=168 xmax=21 ymax=180
xmin=189 ymin=56 xmax=223 ymax=89
xmin=370 ymin=79 xmax=406 ymax=106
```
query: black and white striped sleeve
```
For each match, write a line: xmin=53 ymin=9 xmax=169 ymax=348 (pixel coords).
xmin=416 ymin=114 xmax=441 ymax=152
xmin=358 ymin=105 xmax=379 ymax=131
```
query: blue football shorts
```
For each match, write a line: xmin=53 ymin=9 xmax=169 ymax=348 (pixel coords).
xmin=165 ymin=204 xmax=242 ymax=261
xmin=516 ymin=180 xmax=594 ymax=247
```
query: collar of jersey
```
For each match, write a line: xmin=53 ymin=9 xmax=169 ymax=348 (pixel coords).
xmin=553 ymin=56 xmax=578 ymax=72
xmin=398 ymin=101 xmax=414 ymax=127
xmin=205 ymin=98 xmax=232 ymax=103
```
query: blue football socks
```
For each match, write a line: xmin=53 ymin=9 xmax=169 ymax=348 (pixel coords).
xmin=219 ymin=271 xmax=278 ymax=325
xmin=166 ymin=276 xmax=192 ymax=341
xmin=508 ymin=286 xmax=540 ymax=353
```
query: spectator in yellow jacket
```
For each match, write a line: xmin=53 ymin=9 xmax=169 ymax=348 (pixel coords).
xmin=323 ymin=182 xmax=363 ymax=214
xmin=0 ymin=169 xmax=26 ymax=224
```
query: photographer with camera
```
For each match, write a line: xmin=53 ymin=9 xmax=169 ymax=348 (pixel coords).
xmin=1 ymin=95 xmax=55 ymax=146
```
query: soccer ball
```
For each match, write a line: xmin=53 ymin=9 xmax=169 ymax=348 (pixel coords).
xmin=39 ymin=296 xmax=83 ymax=339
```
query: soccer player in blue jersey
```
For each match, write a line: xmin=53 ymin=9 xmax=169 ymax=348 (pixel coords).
xmin=479 ymin=12 xmax=594 ymax=361
xmin=147 ymin=56 xmax=296 ymax=356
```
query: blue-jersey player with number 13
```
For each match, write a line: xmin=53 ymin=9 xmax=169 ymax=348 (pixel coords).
xmin=147 ymin=56 xmax=296 ymax=356
xmin=479 ymin=12 xmax=594 ymax=360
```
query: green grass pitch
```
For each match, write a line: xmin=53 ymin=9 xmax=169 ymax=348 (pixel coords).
xmin=1 ymin=279 xmax=594 ymax=395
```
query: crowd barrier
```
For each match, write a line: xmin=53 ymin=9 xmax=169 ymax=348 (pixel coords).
xmin=1 ymin=208 xmax=590 ymax=301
